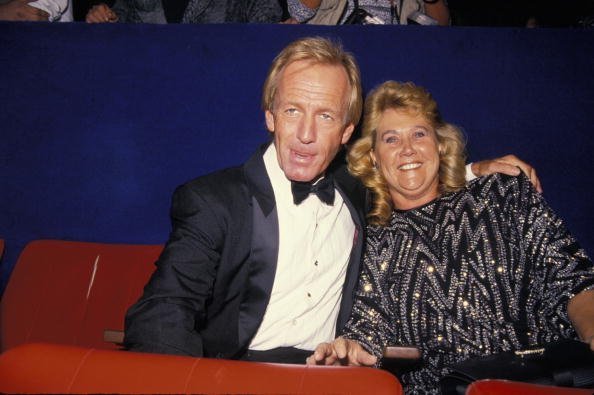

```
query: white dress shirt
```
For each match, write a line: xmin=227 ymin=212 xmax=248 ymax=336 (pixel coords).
xmin=249 ymin=144 xmax=356 ymax=351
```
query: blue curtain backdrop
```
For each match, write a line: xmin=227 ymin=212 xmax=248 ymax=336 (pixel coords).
xmin=1 ymin=22 xmax=593 ymax=293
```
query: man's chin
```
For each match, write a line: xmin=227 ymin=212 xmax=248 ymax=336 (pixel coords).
xmin=285 ymin=171 xmax=318 ymax=183
xmin=282 ymin=163 xmax=324 ymax=183
xmin=288 ymin=176 xmax=315 ymax=183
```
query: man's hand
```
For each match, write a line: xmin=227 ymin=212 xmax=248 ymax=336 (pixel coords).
xmin=471 ymin=154 xmax=542 ymax=193
xmin=0 ymin=0 xmax=49 ymax=21
xmin=306 ymin=337 xmax=377 ymax=366
xmin=85 ymin=3 xmax=118 ymax=23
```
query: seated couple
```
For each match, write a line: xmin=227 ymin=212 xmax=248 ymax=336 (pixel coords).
xmin=123 ymin=37 xmax=594 ymax=393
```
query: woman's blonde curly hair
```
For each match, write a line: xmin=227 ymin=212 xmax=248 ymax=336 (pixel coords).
xmin=348 ymin=81 xmax=467 ymax=226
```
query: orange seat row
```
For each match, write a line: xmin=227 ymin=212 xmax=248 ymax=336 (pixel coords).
xmin=1 ymin=239 xmax=591 ymax=394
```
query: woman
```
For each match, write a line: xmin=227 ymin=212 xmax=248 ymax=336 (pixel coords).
xmin=286 ymin=0 xmax=450 ymax=26
xmin=307 ymin=81 xmax=594 ymax=393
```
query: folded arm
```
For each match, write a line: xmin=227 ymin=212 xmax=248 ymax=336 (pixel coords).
xmin=0 ymin=0 xmax=48 ymax=21
xmin=27 ymin=0 xmax=68 ymax=21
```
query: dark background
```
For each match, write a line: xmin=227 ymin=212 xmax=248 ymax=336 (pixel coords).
xmin=72 ymin=0 xmax=594 ymax=27
xmin=1 ymin=22 xmax=593 ymax=294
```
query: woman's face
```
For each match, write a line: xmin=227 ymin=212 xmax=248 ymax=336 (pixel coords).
xmin=371 ymin=108 xmax=441 ymax=210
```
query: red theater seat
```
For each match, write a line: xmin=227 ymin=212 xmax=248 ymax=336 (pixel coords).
xmin=0 ymin=239 xmax=405 ymax=393
xmin=0 ymin=240 xmax=161 ymax=352
xmin=0 ymin=343 xmax=403 ymax=394
xmin=466 ymin=379 xmax=593 ymax=395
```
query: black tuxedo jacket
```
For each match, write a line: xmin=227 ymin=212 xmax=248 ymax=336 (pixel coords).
xmin=124 ymin=143 xmax=367 ymax=359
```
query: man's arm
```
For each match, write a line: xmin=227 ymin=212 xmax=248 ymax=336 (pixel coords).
xmin=470 ymin=154 xmax=542 ymax=193
xmin=568 ymin=289 xmax=594 ymax=351
xmin=0 ymin=0 xmax=48 ymax=21
xmin=124 ymin=183 xmax=223 ymax=356
xmin=27 ymin=0 xmax=68 ymax=21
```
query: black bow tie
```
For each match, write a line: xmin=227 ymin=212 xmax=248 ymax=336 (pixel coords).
xmin=291 ymin=175 xmax=335 ymax=205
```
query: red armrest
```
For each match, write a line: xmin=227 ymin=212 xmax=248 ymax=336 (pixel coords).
xmin=0 ymin=343 xmax=403 ymax=394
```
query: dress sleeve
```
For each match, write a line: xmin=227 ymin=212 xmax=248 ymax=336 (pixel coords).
xmin=124 ymin=182 xmax=225 ymax=356
xmin=511 ymin=173 xmax=594 ymax=336
xmin=342 ymin=227 xmax=397 ymax=363
xmin=286 ymin=0 xmax=318 ymax=22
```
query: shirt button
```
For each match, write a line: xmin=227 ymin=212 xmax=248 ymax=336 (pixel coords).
xmin=292 ymin=319 xmax=298 ymax=326
xmin=314 ymin=261 xmax=318 ymax=266
xmin=307 ymin=292 xmax=311 ymax=297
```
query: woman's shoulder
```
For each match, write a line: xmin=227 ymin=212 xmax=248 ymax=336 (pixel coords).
xmin=466 ymin=172 xmax=539 ymax=215
xmin=468 ymin=172 xmax=532 ymax=197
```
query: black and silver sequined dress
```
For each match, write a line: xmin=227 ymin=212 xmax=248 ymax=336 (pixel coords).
xmin=343 ymin=173 xmax=594 ymax=394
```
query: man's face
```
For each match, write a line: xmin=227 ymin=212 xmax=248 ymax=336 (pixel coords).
xmin=265 ymin=60 xmax=355 ymax=182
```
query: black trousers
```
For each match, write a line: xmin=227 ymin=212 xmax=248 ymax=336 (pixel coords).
xmin=241 ymin=347 xmax=312 ymax=364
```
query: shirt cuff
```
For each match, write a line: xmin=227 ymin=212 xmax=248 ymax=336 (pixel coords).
xmin=465 ymin=163 xmax=477 ymax=182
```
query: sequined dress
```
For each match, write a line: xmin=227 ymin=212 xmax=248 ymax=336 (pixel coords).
xmin=343 ymin=173 xmax=594 ymax=394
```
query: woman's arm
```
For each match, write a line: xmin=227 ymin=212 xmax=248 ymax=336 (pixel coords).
xmin=425 ymin=0 xmax=450 ymax=26
xmin=424 ymin=0 xmax=449 ymax=26
xmin=568 ymin=288 xmax=594 ymax=350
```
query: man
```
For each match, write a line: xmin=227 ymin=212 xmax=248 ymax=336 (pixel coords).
xmin=0 ymin=0 xmax=72 ymax=21
xmin=124 ymin=36 xmax=540 ymax=364
xmin=85 ymin=0 xmax=281 ymax=24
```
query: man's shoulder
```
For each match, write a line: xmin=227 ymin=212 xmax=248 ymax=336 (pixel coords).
xmin=181 ymin=165 xmax=246 ymax=195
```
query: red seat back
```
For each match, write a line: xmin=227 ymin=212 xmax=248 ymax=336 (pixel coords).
xmin=0 ymin=240 xmax=161 ymax=352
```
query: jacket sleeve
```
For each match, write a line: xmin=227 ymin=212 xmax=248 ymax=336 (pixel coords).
xmin=124 ymin=182 xmax=226 ymax=356
xmin=111 ymin=0 xmax=131 ymax=22
xmin=245 ymin=0 xmax=283 ymax=23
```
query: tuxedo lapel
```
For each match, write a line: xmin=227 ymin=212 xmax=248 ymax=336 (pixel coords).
xmin=332 ymin=160 xmax=367 ymax=332
xmin=237 ymin=144 xmax=279 ymax=348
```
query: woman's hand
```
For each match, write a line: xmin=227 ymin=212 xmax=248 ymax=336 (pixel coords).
xmin=306 ymin=337 xmax=377 ymax=366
